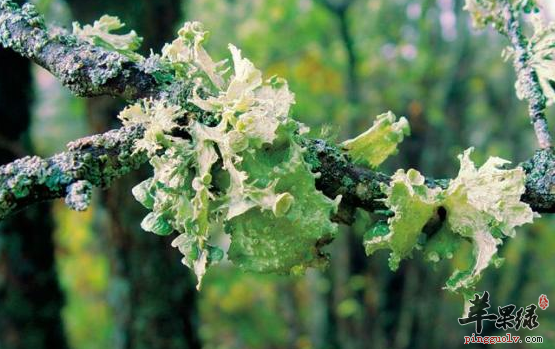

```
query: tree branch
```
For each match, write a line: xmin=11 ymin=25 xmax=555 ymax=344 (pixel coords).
xmin=0 ymin=0 xmax=553 ymax=219
xmin=502 ymin=0 xmax=553 ymax=149
xmin=0 ymin=126 xmax=147 ymax=219
xmin=0 ymin=125 xmax=552 ymax=219
xmin=0 ymin=0 xmax=158 ymax=99
xmin=306 ymin=139 xmax=555 ymax=214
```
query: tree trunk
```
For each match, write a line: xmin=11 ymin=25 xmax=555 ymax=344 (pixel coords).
xmin=0 ymin=47 xmax=67 ymax=349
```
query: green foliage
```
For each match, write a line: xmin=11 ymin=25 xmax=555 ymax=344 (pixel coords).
xmin=120 ymin=22 xmax=339 ymax=287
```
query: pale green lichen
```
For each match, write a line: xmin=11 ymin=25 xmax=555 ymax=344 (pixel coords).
xmin=124 ymin=22 xmax=339 ymax=288
xmin=73 ymin=15 xmax=143 ymax=61
xmin=511 ymin=15 xmax=555 ymax=105
xmin=364 ymin=148 xmax=535 ymax=294
xmin=464 ymin=0 xmax=505 ymax=30
xmin=65 ymin=180 xmax=93 ymax=211
xmin=0 ymin=2 xmax=155 ymax=98
xmin=341 ymin=111 xmax=409 ymax=169
xmin=464 ymin=0 xmax=537 ymax=31
xmin=364 ymin=169 xmax=441 ymax=270
xmin=161 ymin=21 xmax=226 ymax=88
xmin=443 ymin=148 xmax=536 ymax=291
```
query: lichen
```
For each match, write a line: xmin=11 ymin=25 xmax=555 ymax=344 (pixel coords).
xmin=521 ymin=148 xmax=555 ymax=211
xmin=65 ymin=180 xmax=93 ymax=211
xmin=72 ymin=15 xmax=143 ymax=62
xmin=0 ymin=1 xmax=157 ymax=99
xmin=124 ymin=22 xmax=339 ymax=288
xmin=0 ymin=126 xmax=147 ymax=219
xmin=0 ymin=1 xmax=49 ymax=58
xmin=341 ymin=111 xmax=409 ymax=169
xmin=364 ymin=148 xmax=536 ymax=294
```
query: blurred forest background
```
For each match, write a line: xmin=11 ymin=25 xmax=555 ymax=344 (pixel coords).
xmin=0 ymin=0 xmax=554 ymax=348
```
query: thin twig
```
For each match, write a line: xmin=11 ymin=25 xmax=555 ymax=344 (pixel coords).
xmin=502 ymin=0 xmax=553 ymax=148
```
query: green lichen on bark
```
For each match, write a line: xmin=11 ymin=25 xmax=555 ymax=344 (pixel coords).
xmin=1 ymin=0 xmax=555 ymax=309
xmin=521 ymin=147 xmax=555 ymax=212
xmin=0 ymin=126 xmax=147 ymax=219
xmin=0 ymin=0 xmax=156 ymax=99
xmin=122 ymin=24 xmax=340 ymax=286
xmin=364 ymin=148 xmax=536 ymax=295
xmin=341 ymin=111 xmax=409 ymax=168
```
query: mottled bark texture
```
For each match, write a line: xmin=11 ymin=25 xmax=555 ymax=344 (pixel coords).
xmin=0 ymin=0 xmax=553 ymax=218
xmin=502 ymin=0 xmax=552 ymax=149
xmin=0 ymin=0 xmax=156 ymax=99
xmin=0 ymin=126 xmax=147 ymax=219
xmin=0 ymin=47 xmax=67 ymax=349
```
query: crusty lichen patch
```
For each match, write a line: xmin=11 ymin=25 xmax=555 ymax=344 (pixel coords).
xmin=0 ymin=0 xmax=157 ymax=99
xmin=0 ymin=126 xmax=147 ymax=219
xmin=521 ymin=147 xmax=555 ymax=212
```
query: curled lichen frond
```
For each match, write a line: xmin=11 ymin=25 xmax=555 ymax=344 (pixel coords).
xmin=364 ymin=169 xmax=441 ymax=270
xmin=365 ymin=148 xmax=536 ymax=296
xmin=73 ymin=15 xmax=143 ymax=60
xmin=443 ymin=148 xmax=536 ymax=291
xmin=341 ymin=111 xmax=409 ymax=169
xmin=161 ymin=21 xmax=226 ymax=88
xmin=125 ymin=22 xmax=338 ymax=287
xmin=118 ymin=99 xmax=183 ymax=156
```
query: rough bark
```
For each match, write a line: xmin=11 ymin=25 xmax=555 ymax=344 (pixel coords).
xmin=0 ymin=0 xmax=156 ymax=99
xmin=0 ymin=126 xmax=146 ymax=219
xmin=502 ymin=0 xmax=552 ymax=148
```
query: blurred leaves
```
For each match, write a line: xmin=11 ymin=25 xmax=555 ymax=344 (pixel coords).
xmin=53 ymin=202 xmax=114 ymax=349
